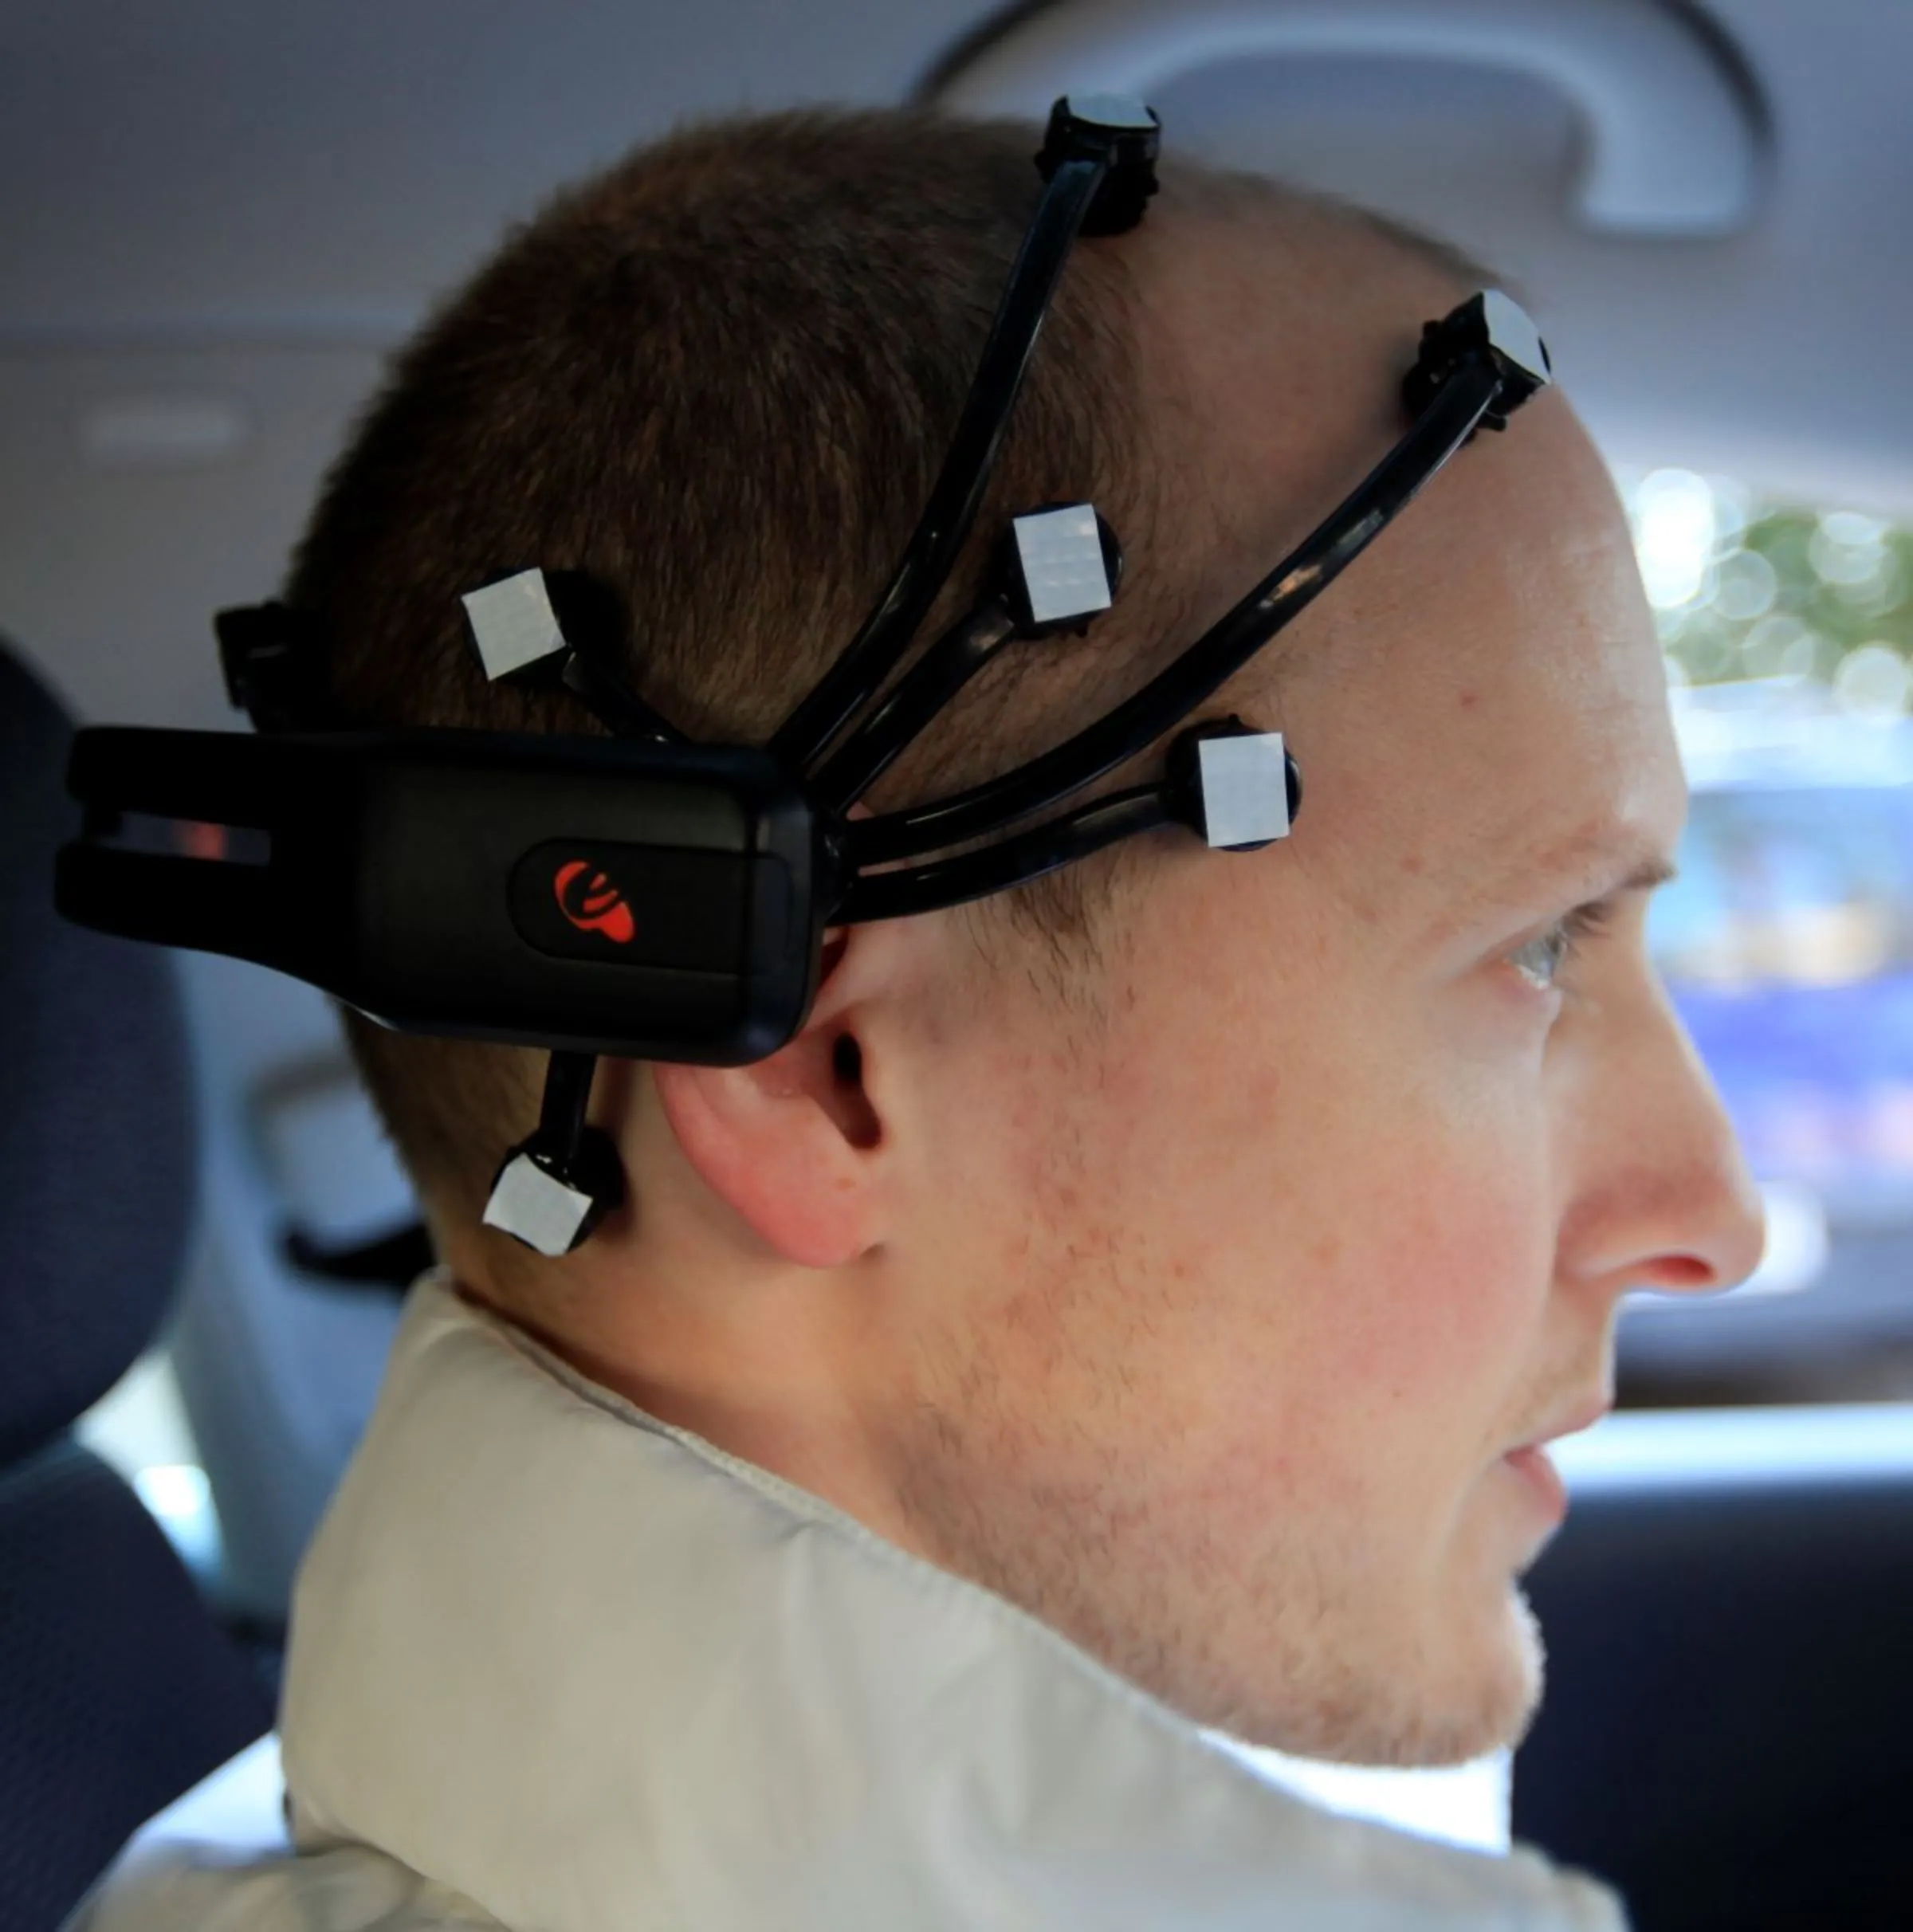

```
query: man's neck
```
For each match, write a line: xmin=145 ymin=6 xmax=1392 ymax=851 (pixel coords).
xmin=449 ymin=1262 xmax=935 ymax=1562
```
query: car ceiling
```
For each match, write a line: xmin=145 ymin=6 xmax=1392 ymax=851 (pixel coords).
xmin=2 ymin=0 xmax=1907 ymax=734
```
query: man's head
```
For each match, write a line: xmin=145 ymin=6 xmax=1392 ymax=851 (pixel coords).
xmin=297 ymin=110 xmax=1765 ymax=1766
xmin=294 ymin=110 xmax=1159 ymax=1228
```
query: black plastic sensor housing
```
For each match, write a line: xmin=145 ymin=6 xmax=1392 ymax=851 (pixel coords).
xmin=57 ymin=728 xmax=825 ymax=1063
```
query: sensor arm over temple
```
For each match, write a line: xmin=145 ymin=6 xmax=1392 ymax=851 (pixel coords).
xmin=812 ymin=500 xmax=1125 ymax=811
xmin=838 ymin=783 xmax=1173 ymax=921
xmin=847 ymin=356 xmax=1503 ymax=867
xmin=811 ymin=596 xmax=1021 ymax=809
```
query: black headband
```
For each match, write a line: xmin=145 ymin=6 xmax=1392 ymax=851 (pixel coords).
xmin=57 ymin=97 xmax=1551 ymax=1255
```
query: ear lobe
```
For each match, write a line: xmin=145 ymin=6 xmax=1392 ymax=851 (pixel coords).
xmin=651 ymin=1021 xmax=882 ymax=1270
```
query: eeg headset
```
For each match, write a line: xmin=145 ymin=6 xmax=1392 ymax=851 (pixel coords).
xmin=54 ymin=96 xmax=1552 ymax=1259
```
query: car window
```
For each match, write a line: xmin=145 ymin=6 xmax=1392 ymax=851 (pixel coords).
xmin=1620 ymin=470 xmax=1913 ymax=1408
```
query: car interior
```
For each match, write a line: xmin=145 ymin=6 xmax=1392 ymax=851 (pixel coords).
xmin=4 ymin=3 xmax=1910 ymax=1928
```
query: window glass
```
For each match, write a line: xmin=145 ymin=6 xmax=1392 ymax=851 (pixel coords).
xmin=1619 ymin=472 xmax=1913 ymax=1408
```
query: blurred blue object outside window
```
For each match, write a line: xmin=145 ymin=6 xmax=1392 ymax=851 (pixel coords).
xmin=1619 ymin=471 xmax=1913 ymax=1405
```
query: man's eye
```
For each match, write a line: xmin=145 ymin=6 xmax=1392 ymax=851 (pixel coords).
xmin=1508 ymin=924 xmax=1573 ymax=992
xmin=1506 ymin=904 xmax=1613 ymax=992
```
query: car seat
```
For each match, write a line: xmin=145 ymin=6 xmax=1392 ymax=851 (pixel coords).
xmin=0 ymin=639 xmax=274 ymax=1932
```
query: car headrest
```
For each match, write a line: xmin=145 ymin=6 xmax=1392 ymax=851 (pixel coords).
xmin=0 ymin=640 xmax=197 ymax=1464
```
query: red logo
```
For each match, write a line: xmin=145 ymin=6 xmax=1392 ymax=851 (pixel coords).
xmin=553 ymin=860 xmax=635 ymax=944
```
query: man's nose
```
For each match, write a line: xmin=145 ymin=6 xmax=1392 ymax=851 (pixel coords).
xmin=1561 ymin=979 xmax=1767 ymax=1300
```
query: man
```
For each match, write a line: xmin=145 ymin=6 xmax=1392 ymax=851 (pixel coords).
xmin=77 ymin=107 xmax=1762 ymax=1930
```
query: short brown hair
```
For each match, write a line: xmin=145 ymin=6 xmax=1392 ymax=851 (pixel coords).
xmin=287 ymin=109 xmax=1491 ymax=1227
xmin=289 ymin=110 xmax=1161 ymax=1218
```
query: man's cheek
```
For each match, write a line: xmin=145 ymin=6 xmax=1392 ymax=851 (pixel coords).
xmin=1307 ymin=1149 xmax=1553 ymax=1420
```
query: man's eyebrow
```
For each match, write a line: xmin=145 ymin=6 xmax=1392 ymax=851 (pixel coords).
xmin=1456 ymin=835 xmax=1679 ymax=929
xmin=1607 ymin=853 xmax=1679 ymax=897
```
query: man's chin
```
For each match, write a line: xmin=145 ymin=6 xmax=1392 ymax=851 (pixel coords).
xmin=1381 ymin=1581 xmax=1548 ymax=1769
xmin=1221 ymin=1583 xmax=1547 ymax=1769
xmin=1397 ymin=1581 xmax=1546 ymax=1768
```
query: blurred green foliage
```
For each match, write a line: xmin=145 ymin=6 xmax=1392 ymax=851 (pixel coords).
xmin=1652 ymin=485 xmax=1913 ymax=695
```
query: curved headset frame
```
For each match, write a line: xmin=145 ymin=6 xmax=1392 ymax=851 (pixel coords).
xmin=56 ymin=95 xmax=1553 ymax=1253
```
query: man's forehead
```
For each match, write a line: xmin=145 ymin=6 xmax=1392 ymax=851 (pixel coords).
xmin=1387 ymin=632 xmax=1687 ymax=933
xmin=1129 ymin=192 xmax=1681 ymax=940
xmin=1274 ymin=545 xmax=1685 ymax=947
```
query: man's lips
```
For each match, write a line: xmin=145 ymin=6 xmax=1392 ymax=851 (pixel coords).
xmin=1499 ymin=1393 xmax=1612 ymax=1525
xmin=1506 ymin=1392 xmax=1614 ymax=1459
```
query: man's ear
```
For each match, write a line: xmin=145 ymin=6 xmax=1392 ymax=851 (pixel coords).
xmin=650 ymin=931 xmax=887 ymax=1269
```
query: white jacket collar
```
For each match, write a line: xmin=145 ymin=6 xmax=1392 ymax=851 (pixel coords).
xmin=279 ymin=1276 xmax=1621 ymax=1931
